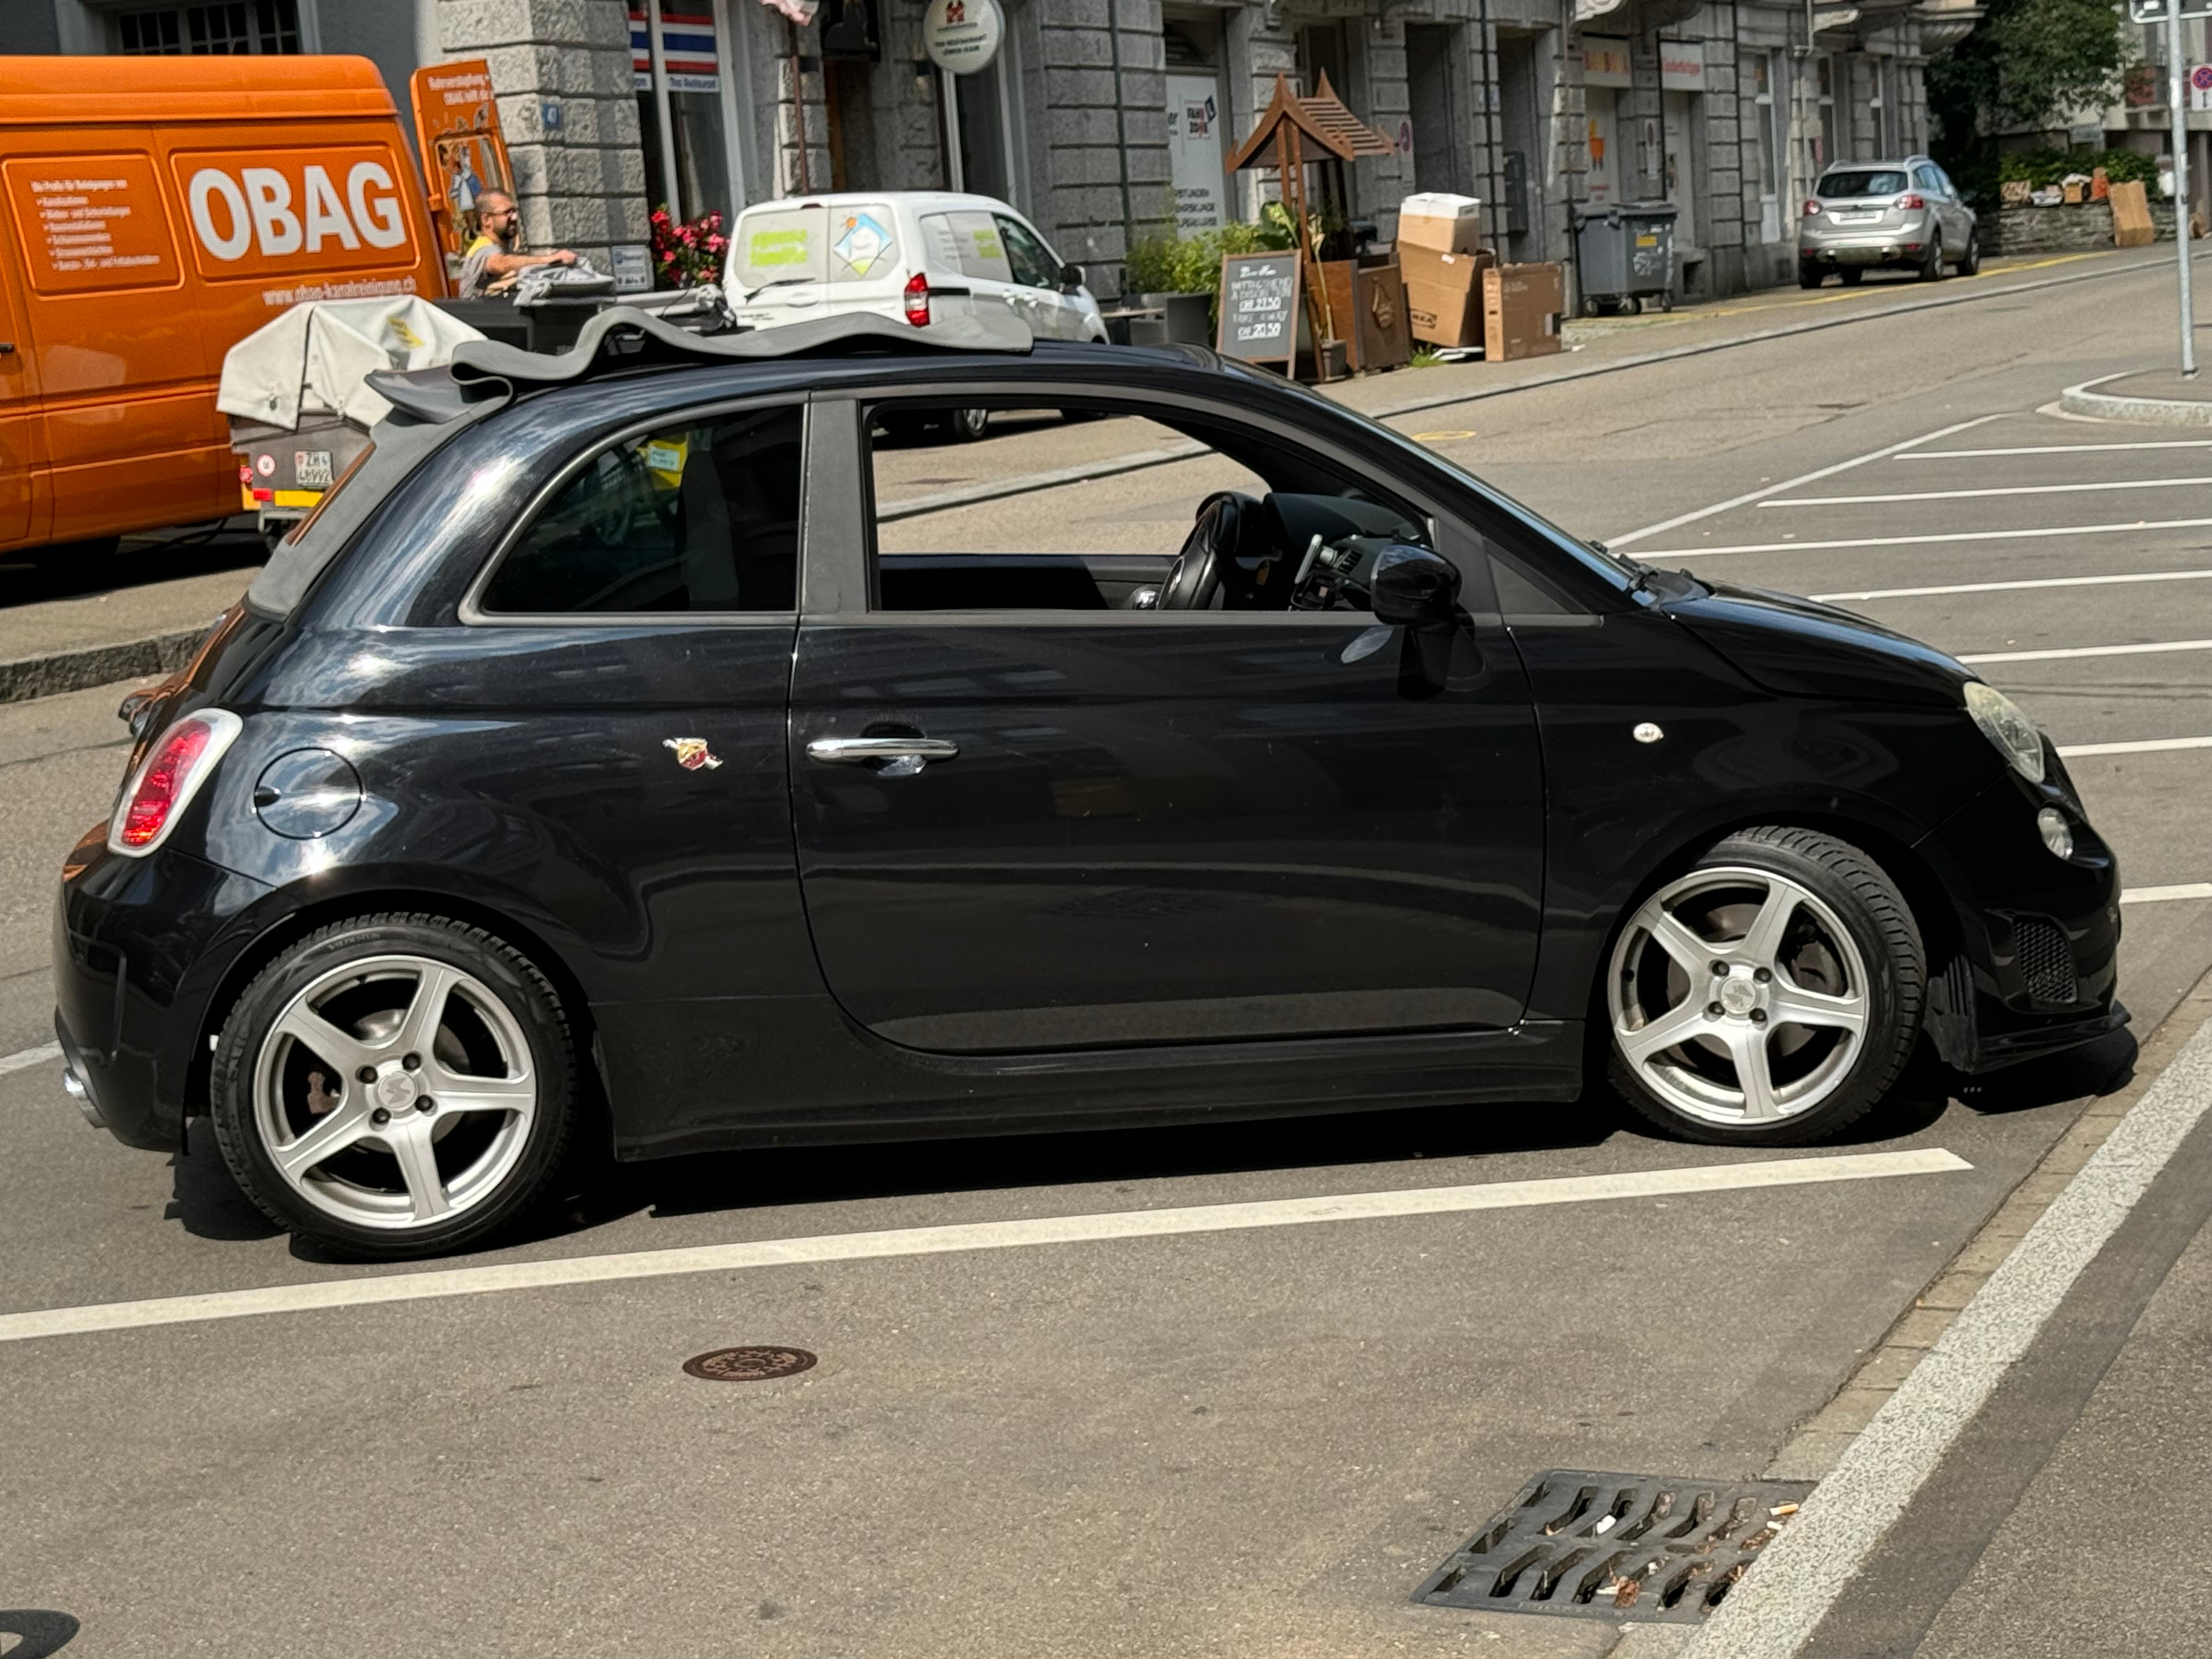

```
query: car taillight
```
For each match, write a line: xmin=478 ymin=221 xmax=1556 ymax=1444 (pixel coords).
xmin=109 ymin=709 xmax=241 ymax=857
xmin=1803 ymin=199 xmax=1822 ymax=216
xmin=903 ymin=272 xmax=931 ymax=326
xmin=1895 ymin=193 xmax=1926 ymax=210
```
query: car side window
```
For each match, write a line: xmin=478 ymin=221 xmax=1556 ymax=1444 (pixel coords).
xmin=478 ymin=405 xmax=803 ymax=616
xmin=865 ymin=396 xmax=1430 ymax=616
xmin=1914 ymin=165 xmax=1943 ymax=194
xmin=922 ymin=211 xmax=1014 ymax=282
xmin=1934 ymin=166 xmax=1960 ymax=198
xmin=994 ymin=216 xmax=1061 ymax=289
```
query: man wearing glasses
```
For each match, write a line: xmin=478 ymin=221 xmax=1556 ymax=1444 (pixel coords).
xmin=457 ymin=190 xmax=579 ymax=297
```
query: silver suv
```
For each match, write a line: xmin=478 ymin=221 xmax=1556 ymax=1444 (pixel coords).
xmin=1798 ymin=156 xmax=1979 ymax=287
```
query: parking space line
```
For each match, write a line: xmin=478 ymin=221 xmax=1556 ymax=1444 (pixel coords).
xmin=0 ymin=1149 xmax=1971 ymax=1346
xmin=1901 ymin=439 xmax=2212 ymax=460
xmin=1813 ymin=569 xmax=2212 ymax=602
xmin=1606 ymin=416 xmax=1997 ymax=549
xmin=1763 ymin=476 xmax=2212 ymax=508
xmin=2123 ymin=883 xmax=2212 ymax=904
xmin=2058 ymin=736 xmax=2212 ymax=757
xmin=0 ymin=1042 xmax=60 ymax=1076
xmin=1960 ymin=639 xmax=2212 ymax=664
xmin=1639 ymin=517 xmax=2212 ymax=558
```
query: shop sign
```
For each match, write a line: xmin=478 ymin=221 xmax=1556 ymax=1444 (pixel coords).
xmin=630 ymin=8 xmax=721 ymax=93
xmin=1166 ymin=71 xmax=1225 ymax=232
xmin=409 ymin=59 xmax=514 ymax=260
xmin=1583 ymin=38 xmax=1632 ymax=88
xmin=924 ymin=0 xmax=1004 ymax=74
xmin=1658 ymin=43 xmax=1706 ymax=92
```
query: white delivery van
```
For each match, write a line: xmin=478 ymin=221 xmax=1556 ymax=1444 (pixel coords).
xmin=726 ymin=192 xmax=1108 ymax=346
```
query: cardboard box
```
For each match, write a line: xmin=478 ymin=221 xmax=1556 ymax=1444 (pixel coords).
xmin=2111 ymin=179 xmax=2155 ymax=247
xmin=1400 ymin=243 xmax=1493 ymax=346
xmin=1481 ymin=263 xmax=1564 ymax=361
xmin=1397 ymin=191 xmax=1484 ymax=256
xmin=1319 ymin=258 xmax=1412 ymax=372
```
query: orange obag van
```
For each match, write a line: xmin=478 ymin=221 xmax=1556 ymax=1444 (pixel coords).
xmin=0 ymin=56 xmax=444 ymax=558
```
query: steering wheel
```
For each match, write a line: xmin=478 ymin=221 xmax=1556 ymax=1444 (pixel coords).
xmin=1160 ymin=492 xmax=1255 ymax=611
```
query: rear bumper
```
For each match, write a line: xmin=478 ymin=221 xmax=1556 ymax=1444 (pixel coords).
xmin=1914 ymin=762 xmax=2126 ymax=1074
xmin=53 ymin=825 xmax=272 ymax=1153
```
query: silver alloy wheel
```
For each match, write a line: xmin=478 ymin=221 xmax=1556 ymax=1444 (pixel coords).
xmin=1607 ymin=866 xmax=1872 ymax=1127
xmin=250 ymin=953 xmax=538 ymax=1231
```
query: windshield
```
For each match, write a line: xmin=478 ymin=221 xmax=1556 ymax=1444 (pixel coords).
xmin=1817 ymin=170 xmax=1908 ymax=198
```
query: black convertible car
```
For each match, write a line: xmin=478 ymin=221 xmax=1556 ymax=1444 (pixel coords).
xmin=54 ymin=309 xmax=2123 ymax=1256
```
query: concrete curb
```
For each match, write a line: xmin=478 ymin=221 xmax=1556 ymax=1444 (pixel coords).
xmin=2059 ymin=369 xmax=2212 ymax=426
xmin=0 ymin=628 xmax=202 ymax=707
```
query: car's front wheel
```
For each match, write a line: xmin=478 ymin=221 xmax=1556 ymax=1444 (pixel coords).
xmin=210 ymin=914 xmax=579 ymax=1259
xmin=1605 ymin=827 xmax=1925 ymax=1145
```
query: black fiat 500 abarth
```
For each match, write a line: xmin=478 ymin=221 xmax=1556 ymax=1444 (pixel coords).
xmin=54 ymin=310 xmax=2124 ymax=1257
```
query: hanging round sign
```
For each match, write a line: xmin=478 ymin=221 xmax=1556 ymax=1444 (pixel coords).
xmin=923 ymin=0 xmax=1003 ymax=74
xmin=2194 ymin=63 xmax=2212 ymax=91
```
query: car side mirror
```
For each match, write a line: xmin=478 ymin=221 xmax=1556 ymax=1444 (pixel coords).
xmin=1369 ymin=544 xmax=1460 ymax=628
xmin=1057 ymin=262 xmax=1085 ymax=292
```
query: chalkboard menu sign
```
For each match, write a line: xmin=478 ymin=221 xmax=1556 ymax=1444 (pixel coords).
xmin=1216 ymin=251 xmax=1300 ymax=370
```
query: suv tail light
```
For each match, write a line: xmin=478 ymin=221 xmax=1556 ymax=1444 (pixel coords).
xmin=109 ymin=708 xmax=241 ymax=857
xmin=903 ymin=272 xmax=931 ymax=326
xmin=1803 ymin=199 xmax=1822 ymax=216
xmin=1895 ymin=193 xmax=1926 ymax=210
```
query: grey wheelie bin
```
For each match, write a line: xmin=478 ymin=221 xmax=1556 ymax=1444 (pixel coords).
xmin=1572 ymin=201 xmax=1679 ymax=314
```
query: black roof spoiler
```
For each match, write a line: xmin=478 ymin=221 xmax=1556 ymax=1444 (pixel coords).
xmin=364 ymin=304 xmax=1034 ymax=424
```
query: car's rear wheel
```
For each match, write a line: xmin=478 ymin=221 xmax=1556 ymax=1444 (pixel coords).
xmin=1797 ymin=266 xmax=1824 ymax=290
xmin=1605 ymin=827 xmax=1924 ymax=1145
xmin=1956 ymin=232 xmax=1980 ymax=276
xmin=1918 ymin=238 xmax=1945 ymax=281
xmin=211 ymin=914 xmax=578 ymax=1259
xmin=943 ymin=407 xmax=990 ymax=441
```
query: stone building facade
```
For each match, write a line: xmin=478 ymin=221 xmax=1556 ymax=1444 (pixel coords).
xmin=12 ymin=0 xmax=1984 ymax=302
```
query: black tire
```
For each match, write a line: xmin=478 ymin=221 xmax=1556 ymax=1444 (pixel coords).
xmin=1798 ymin=267 xmax=1824 ymax=290
xmin=210 ymin=913 xmax=580 ymax=1260
xmin=1838 ymin=267 xmax=1865 ymax=287
xmin=1957 ymin=232 xmax=1980 ymax=276
xmin=1918 ymin=238 xmax=1945 ymax=281
xmin=1605 ymin=826 xmax=1926 ymax=1147
xmin=943 ymin=407 xmax=989 ymax=442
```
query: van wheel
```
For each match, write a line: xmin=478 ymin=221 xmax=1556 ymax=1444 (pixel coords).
xmin=210 ymin=913 xmax=580 ymax=1260
xmin=1605 ymin=827 xmax=1925 ymax=1146
xmin=942 ymin=408 xmax=990 ymax=442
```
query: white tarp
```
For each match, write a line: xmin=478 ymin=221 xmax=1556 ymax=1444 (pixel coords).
xmin=217 ymin=296 xmax=485 ymax=432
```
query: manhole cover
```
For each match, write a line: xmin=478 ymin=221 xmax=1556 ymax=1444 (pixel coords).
xmin=682 ymin=1346 xmax=819 ymax=1383
xmin=1413 ymin=1470 xmax=1813 ymax=1623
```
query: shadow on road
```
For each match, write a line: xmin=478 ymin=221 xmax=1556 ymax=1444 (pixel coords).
xmin=0 ymin=1609 xmax=81 ymax=1658
xmin=0 ymin=525 xmax=263 ymax=609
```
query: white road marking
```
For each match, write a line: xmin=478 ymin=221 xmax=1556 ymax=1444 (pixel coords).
xmin=1762 ymin=475 xmax=2212 ymax=508
xmin=1901 ymin=438 xmax=2212 ymax=459
xmin=2123 ymin=883 xmax=2212 ymax=904
xmin=1605 ymin=416 xmax=1999 ymax=549
xmin=1680 ymin=1017 xmax=2212 ymax=1659
xmin=1638 ymin=517 xmax=2212 ymax=558
xmin=0 ymin=1042 xmax=61 ymax=1076
xmin=2059 ymin=736 xmax=2212 ymax=757
xmin=1813 ymin=568 xmax=2212 ymax=602
xmin=1959 ymin=638 xmax=2212 ymax=664
xmin=0 ymin=1149 xmax=1972 ymax=1345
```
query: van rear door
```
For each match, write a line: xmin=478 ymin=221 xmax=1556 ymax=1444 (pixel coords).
xmin=0 ymin=213 xmax=40 ymax=544
xmin=729 ymin=201 xmax=909 ymax=328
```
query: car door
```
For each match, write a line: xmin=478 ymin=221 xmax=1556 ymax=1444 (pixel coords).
xmin=786 ymin=385 xmax=1546 ymax=1054
xmin=919 ymin=209 xmax=1022 ymax=331
xmin=1912 ymin=165 xmax=1951 ymax=255
xmin=993 ymin=212 xmax=1086 ymax=339
xmin=1933 ymin=165 xmax=1973 ymax=252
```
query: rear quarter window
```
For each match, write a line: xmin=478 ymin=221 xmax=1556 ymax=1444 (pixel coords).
xmin=920 ymin=211 xmax=1012 ymax=282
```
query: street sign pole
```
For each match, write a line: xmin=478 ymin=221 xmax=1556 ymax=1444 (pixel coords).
xmin=2171 ymin=0 xmax=2198 ymax=375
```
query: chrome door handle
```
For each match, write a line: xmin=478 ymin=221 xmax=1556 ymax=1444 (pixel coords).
xmin=807 ymin=736 xmax=960 ymax=764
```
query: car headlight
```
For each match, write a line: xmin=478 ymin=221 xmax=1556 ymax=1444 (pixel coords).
xmin=1965 ymin=681 xmax=2046 ymax=783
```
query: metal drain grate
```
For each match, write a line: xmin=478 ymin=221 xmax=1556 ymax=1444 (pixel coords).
xmin=1413 ymin=1470 xmax=1813 ymax=1623
xmin=2014 ymin=917 xmax=2079 ymax=1007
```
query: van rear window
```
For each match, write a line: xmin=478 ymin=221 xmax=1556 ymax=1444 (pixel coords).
xmin=731 ymin=204 xmax=899 ymax=292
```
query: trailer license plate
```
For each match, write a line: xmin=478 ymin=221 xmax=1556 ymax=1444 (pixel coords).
xmin=295 ymin=450 xmax=334 ymax=489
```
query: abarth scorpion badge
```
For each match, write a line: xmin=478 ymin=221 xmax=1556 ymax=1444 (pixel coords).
xmin=663 ymin=737 xmax=723 ymax=772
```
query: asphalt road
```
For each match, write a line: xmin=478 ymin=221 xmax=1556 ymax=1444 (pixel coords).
xmin=3 ymin=250 xmax=2208 ymax=1658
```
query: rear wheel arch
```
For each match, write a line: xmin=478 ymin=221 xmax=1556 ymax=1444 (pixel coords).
xmin=187 ymin=887 xmax=602 ymax=1127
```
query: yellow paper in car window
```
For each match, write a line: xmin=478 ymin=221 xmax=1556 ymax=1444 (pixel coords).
xmin=748 ymin=226 xmax=810 ymax=268
xmin=641 ymin=435 xmax=688 ymax=486
xmin=968 ymin=226 xmax=1004 ymax=266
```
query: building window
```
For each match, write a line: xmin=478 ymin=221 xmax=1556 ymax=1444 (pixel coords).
xmin=1750 ymin=53 xmax=1782 ymax=243
xmin=633 ymin=2 xmax=736 ymax=225
xmin=117 ymin=1 xmax=301 ymax=54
